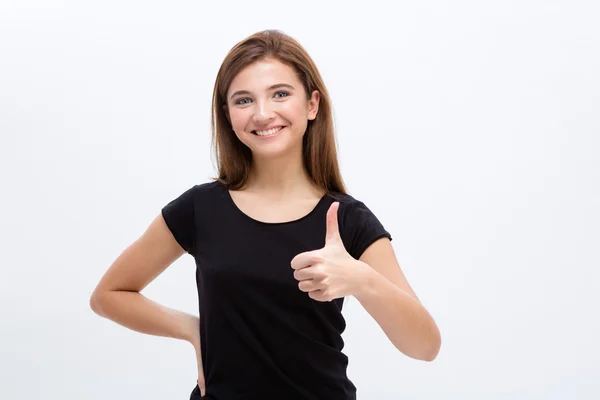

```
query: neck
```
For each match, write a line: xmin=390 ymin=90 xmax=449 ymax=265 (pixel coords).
xmin=246 ymin=147 xmax=316 ymax=197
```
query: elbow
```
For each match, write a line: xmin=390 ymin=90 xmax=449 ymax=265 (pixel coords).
xmin=421 ymin=342 xmax=440 ymax=362
xmin=420 ymin=325 xmax=441 ymax=362
xmin=397 ymin=327 xmax=441 ymax=362
xmin=89 ymin=290 xmax=107 ymax=317
xmin=403 ymin=320 xmax=441 ymax=362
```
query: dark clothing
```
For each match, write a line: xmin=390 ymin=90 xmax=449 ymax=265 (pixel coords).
xmin=161 ymin=180 xmax=392 ymax=399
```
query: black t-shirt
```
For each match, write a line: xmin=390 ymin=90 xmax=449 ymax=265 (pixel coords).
xmin=161 ymin=180 xmax=392 ymax=400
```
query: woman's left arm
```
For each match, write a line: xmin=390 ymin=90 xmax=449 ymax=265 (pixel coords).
xmin=353 ymin=237 xmax=441 ymax=362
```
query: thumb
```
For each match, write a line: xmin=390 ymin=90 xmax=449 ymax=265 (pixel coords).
xmin=325 ymin=202 xmax=341 ymax=245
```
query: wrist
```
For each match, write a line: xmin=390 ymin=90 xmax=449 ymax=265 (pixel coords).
xmin=180 ymin=313 xmax=200 ymax=344
xmin=352 ymin=260 xmax=376 ymax=300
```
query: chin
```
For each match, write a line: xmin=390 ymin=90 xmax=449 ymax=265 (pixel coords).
xmin=251 ymin=140 xmax=303 ymax=158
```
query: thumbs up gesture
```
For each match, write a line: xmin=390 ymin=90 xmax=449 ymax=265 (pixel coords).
xmin=290 ymin=202 xmax=368 ymax=302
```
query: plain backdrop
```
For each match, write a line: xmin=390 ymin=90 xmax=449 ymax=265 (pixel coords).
xmin=1 ymin=1 xmax=599 ymax=399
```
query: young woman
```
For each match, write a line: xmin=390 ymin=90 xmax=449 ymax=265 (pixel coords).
xmin=90 ymin=29 xmax=441 ymax=400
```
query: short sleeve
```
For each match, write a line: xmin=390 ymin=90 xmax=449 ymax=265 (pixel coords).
xmin=340 ymin=200 xmax=392 ymax=260
xmin=161 ymin=185 xmax=197 ymax=255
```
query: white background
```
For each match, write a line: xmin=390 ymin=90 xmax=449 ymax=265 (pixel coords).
xmin=1 ymin=1 xmax=599 ymax=399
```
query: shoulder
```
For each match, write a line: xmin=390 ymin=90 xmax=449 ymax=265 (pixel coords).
xmin=327 ymin=191 xmax=392 ymax=260
xmin=326 ymin=190 xmax=358 ymax=206
xmin=161 ymin=180 xmax=224 ymax=217
xmin=168 ymin=180 xmax=223 ymax=201
xmin=189 ymin=180 xmax=223 ymax=195
xmin=326 ymin=191 xmax=368 ymax=218
xmin=159 ymin=180 xmax=224 ymax=255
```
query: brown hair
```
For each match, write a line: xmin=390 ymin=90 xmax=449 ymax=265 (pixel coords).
xmin=210 ymin=29 xmax=347 ymax=195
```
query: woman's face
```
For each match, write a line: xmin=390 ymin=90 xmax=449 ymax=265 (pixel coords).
xmin=225 ymin=58 xmax=320 ymax=159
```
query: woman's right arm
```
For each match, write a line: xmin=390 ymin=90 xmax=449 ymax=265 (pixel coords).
xmin=90 ymin=212 xmax=206 ymax=395
xmin=89 ymin=213 xmax=198 ymax=343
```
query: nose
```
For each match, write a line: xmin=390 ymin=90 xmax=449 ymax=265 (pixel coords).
xmin=252 ymin=100 xmax=276 ymax=125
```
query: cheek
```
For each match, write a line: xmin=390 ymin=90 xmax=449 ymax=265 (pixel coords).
xmin=282 ymin=100 xmax=308 ymax=119
xmin=287 ymin=103 xmax=310 ymax=130
xmin=228 ymin=110 xmax=248 ymax=132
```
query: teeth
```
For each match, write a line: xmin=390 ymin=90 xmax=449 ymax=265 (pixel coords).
xmin=255 ymin=126 xmax=283 ymax=136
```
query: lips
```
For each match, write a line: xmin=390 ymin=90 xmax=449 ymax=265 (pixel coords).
xmin=252 ymin=126 xmax=285 ymax=136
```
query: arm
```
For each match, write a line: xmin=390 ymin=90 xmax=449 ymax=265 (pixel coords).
xmin=353 ymin=237 xmax=441 ymax=362
xmin=89 ymin=213 xmax=198 ymax=344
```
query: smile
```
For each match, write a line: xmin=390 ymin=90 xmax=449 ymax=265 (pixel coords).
xmin=252 ymin=126 xmax=285 ymax=137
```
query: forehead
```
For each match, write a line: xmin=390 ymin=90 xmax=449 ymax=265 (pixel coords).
xmin=228 ymin=58 xmax=300 ymax=93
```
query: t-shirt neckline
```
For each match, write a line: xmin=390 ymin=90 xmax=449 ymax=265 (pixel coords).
xmin=220 ymin=182 xmax=329 ymax=226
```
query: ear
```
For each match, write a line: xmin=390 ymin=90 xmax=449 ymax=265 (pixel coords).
xmin=307 ymin=90 xmax=320 ymax=121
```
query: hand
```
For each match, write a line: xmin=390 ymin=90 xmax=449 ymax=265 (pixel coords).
xmin=186 ymin=316 xmax=206 ymax=397
xmin=290 ymin=202 xmax=369 ymax=302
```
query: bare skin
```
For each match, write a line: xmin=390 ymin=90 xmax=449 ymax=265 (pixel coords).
xmin=89 ymin=214 xmax=206 ymax=395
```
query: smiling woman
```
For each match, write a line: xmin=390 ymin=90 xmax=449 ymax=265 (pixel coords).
xmin=223 ymin=58 xmax=320 ymax=157
xmin=90 ymin=29 xmax=440 ymax=400
xmin=210 ymin=31 xmax=339 ymax=193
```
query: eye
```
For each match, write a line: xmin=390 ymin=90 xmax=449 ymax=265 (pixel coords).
xmin=274 ymin=91 xmax=289 ymax=99
xmin=235 ymin=97 xmax=251 ymax=105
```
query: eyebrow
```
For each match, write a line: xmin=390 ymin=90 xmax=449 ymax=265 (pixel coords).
xmin=229 ymin=83 xmax=295 ymax=100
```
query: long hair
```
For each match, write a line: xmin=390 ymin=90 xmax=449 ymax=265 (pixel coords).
xmin=210 ymin=29 xmax=347 ymax=195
